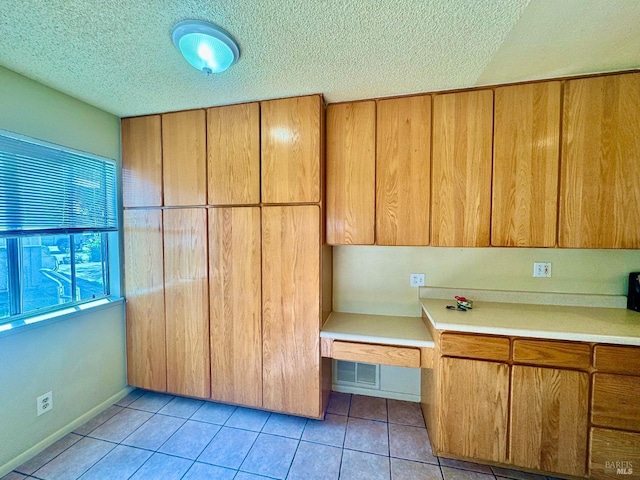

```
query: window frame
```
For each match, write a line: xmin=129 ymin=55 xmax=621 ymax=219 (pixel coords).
xmin=0 ymin=128 xmax=121 ymax=333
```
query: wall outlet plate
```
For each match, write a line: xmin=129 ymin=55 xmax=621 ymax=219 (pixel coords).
xmin=410 ymin=273 xmax=425 ymax=287
xmin=37 ymin=391 xmax=53 ymax=416
xmin=533 ymin=262 xmax=552 ymax=278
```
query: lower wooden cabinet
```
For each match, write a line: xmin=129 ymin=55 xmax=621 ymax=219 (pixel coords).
xmin=163 ymin=208 xmax=210 ymax=399
xmin=510 ymin=365 xmax=589 ymax=476
xmin=208 ymin=207 xmax=262 ymax=407
xmin=123 ymin=209 xmax=166 ymax=392
xmin=590 ymin=427 xmax=640 ymax=480
xmin=262 ymin=205 xmax=324 ymax=417
xmin=438 ymin=357 xmax=509 ymax=463
xmin=592 ymin=373 xmax=640 ymax=432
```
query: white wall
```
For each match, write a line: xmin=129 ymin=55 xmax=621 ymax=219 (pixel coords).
xmin=334 ymin=246 xmax=640 ymax=316
xmin=332 ymin=245 xmax=640 ymax=399
xmin=0 ymin=66 xmax=126 ymax=475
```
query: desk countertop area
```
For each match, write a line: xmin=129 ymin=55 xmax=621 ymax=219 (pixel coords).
xmin=421 ymin=297 xmax=640 ymax=346
xmin=321 ymin=312 xmax=434 ymax=348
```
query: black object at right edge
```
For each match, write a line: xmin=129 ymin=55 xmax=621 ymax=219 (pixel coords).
xmin=627 ymin=272 xmax=640 ymax=312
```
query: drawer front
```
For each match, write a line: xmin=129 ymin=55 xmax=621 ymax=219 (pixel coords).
xmin=590 ymin=427 xmax=640 ymax=480
xmin=441 ymin=333 xmax=510 ymax=362
xmin=594 ymin=345 xmax=640 ymax=376
xmin=512 ymin=339 xmax=591 ymax=369
xmin=332 ymin=341 xmax=421 ymax=368
xmin=592 ymin=373 xmax=640 ymax=431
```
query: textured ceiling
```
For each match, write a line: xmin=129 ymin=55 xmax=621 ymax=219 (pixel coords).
xmin=0 ymin=0 xmax=638 ymax=117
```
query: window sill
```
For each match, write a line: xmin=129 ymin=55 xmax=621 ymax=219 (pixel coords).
xmin=0 ymin=297 xmax=124 ymax=338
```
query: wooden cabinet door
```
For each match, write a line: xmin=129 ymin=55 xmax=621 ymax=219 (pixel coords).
xmin=208 ymin=207 xmax=262 ymax=407
xmin=207 ymin=103 xmax=260 ymax=205
xmin=261 ymin=95 xmax=322 ymax=204
xmin=439 ymin=357 xmax=509 ymax=463
xmin=326 ymin=101 xmax=376 ymax=245
xmin=590 ymin=428 xmax=640 ymax=480
xmin=162 ymin=110 xmax=206 ymax=206
xmin=121 ymin=115 xmax=162 ymax=207
xmin=511 ymin=365 xmax=589 ymax=476
xmin=560 ymin=72 xmax=640 ymax=248
xmin=376 ymin=95 xmax=431 ymax=245
xmin=262 ymin=205 xmax=321 ymax=417
xmin=123 ymin=209 xmax=166 ymax=391
xmin=592 ymin=373 xmax=640 ymax=431
xmin=492 ymin=82 xmax=561 ymax=247
xmin=163 ymin=208 xmax=210 ymax=398
xmin=432 ymin=90 xmax=493 ymax=246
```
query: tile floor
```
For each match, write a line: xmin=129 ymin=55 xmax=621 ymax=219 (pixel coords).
xmin=3 ymin=390 xmax=551 ymax=480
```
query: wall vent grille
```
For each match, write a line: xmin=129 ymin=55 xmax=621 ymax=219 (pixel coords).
xmin=334 ymin=360 xmax=380 ymax=389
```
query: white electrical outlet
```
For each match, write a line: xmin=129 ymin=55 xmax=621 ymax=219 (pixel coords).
xmin=410 ymin=273 xmax=425 ymax=287
xmin=37 ymin=391 xmax=53 ymax=416
xmin=533 ymin=262 xmax=552 ymax=278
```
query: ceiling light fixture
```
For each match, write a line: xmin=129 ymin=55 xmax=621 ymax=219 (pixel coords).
xmin=171 ymin=20 xmax=240 ymax=74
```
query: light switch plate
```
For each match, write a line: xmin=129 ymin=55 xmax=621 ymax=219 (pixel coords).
xmin=410 ymin=273 xmax=425 ymax=287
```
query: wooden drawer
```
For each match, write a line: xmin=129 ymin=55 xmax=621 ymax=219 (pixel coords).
xmin=512 ymin=338 xmax=591 ymax=369
xmin=592 ymin=373 xmax=640 ymax=431
xmin=440 ymin=333 xmax=510 ymax=362
xmin=590 ymin=427 xmax=640 ymax=480
xmin=331 ymin=341 xmax=421 ymax=368
xmin=594 ymin=344 xmax=640 ymax=376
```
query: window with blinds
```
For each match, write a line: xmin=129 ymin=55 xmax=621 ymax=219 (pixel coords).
xmin=0 ymin=129 xmax=118 ymax=326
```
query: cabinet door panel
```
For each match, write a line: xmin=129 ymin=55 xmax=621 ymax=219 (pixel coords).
xmin=121 ymin=115 xmax=162 ymax=207
xmin=376 ymin=95 xmax=431 ymax=245
xmin=492 ymin=82 xmax=561 ymax=247
xmin=163 ymin=208 xmax=210 ymax=398
xmin=560 ymin=72 xmax=640 ymax=248
xmin=594 ymin=344 xmax=640 ymax=376
xmin=123 ymin=209 xmax=166 ymax=391
xmin=261 ymin=96 xmax=321 ymax=203
xmin=510 ymin=365 xmax=588 ymax=476
xmin=439 ymin=357 xmax=509 ymax=463
xmin=162 ymin=110 xmax=206 ymax=206
xmin=432 ymin=90 xmax=493 ymax=246
xmin=326 ymin=101 xmax=376 ymax=245
xmin=262 ymin=205 xmax=321 ymax=417
xmin=208 ymin=103 xmax=260 ymax=205
xmin=590 ymin=428 xmax=640 ymax=480
xmin=209 ymin=207 xmax=262 ymax=406
xmin=592 ymin=373 xmax=640 ymax=431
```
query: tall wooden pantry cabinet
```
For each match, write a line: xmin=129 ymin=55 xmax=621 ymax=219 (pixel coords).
xmin=122 ymin=95 xmax=332 ymax=418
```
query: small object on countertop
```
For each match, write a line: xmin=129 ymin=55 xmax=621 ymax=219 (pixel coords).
xmin=454 ymin=296 xmax=473 ymax=310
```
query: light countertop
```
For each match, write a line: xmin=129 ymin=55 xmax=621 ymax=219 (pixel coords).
xmin=421 ymin=298 xmax=640 ymax=346
xmin=321 ymin=312 xmax=434 ymax=348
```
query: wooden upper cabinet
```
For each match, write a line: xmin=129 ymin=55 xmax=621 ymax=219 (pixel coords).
xmin=261 ymin=95 xmax=322 ymax=204
xmin=432 ymin=89 xmax=493 ymax=246
xmin=162 ymin=110 xmax=207 ymax=206
xmin=262 ymin=205 xmax=321 ymax=417
xmin=560 ymin=72 xmax=640 ymax=248
xmin=121 ymin=115 xmax=162 ymax=207
xmin=123 ymin=209 xmax=166 ymax=392
xmin=207 ymin=103 xmax=260 ymax=205
xmin=376 ymin=95 xmax=431 ymax=246
xmin=208 ymin=207 xmax=262 ymax=407
xmin=492 ymin=82 xmax=561 ymax=247
xmin=326 ymin=101 xmax=376 ymax=245
xmin=163 ymin=208 xmax=210 ymax=399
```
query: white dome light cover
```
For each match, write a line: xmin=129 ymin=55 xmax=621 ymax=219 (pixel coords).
xmin=171 ymin=20 xmax=240 ymax=74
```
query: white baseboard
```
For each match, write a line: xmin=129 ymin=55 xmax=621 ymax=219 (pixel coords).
xmin=332 ymin=384 xmax=420 ymax=403
xmin=0 ymin=386 xmax=134 ymax=477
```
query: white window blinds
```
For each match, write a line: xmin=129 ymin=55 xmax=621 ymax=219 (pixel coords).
xmin=0 ymin=130 xmax=117 ymax=236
